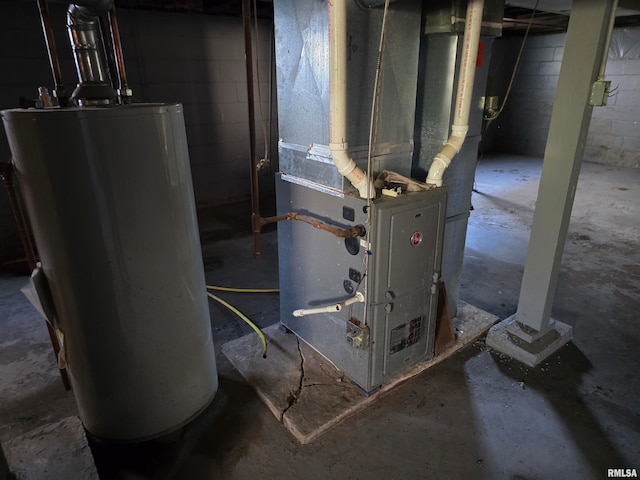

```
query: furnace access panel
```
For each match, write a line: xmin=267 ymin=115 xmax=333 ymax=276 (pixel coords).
xmin=276 ymin=174 xmax=447 ymax=393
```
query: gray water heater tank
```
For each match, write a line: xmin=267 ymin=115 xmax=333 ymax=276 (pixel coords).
xmin=1 ymin=103 xmax=218 ymax=441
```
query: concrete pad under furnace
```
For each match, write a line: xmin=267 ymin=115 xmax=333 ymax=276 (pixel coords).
xmin=222 ymin=301 xmax=498 ymax=444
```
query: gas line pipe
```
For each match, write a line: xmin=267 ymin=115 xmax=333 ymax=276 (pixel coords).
xmin=255 ymin=211 xmax=365 ymax=239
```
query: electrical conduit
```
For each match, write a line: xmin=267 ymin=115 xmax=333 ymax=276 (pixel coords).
xmin=426 ymin=0 xmax=484 ymax=187
xmin=328 ymin=0 xmax=375 ymax=199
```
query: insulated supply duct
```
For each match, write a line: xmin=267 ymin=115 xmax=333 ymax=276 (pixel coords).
xmin=426 ymin=0 xmax=484 ymax=186
xmin=67 ymin=0 xmax=117 ymax=105
xmin=328 ymin=0 xmax=375 ymax=199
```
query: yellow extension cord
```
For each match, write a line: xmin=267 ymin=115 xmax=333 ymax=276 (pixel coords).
xmin=206 ymin=285 xmax=279 ymax=359
xmin=207 ymin=285 xmax=279 ymax=294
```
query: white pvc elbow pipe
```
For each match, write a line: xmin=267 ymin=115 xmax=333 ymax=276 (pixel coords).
xmin=328 ymin=0 xmax=375 ymax=199
xmin=426 ymin=0 xmax=484 ymax=187
xmin=292 ymin=292 xmax=365 ymax=318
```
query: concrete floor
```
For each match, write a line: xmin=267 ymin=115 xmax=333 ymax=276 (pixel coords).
xmin=1 ymin=154 xmax=639 ymax=479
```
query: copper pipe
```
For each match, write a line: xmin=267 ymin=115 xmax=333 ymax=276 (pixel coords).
xmin=257 ymin=212 xmax=365 ymax=239
xmin=0 ymin=163 xmax=70 ymax=390
xmin=108 ymin=4 xmax=132 ymax=102
xmin=242 ymin=0 xmax=261 ymax=258
xmin=36 ymin=0 xmax=69 ymax=107
xmin=99 ymin=13 xmax=119 ymax=91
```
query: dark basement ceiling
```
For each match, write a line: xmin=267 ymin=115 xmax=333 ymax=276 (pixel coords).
xmin=503 ymin=0 xmax=640 ymax=35
xmin=114 ymin=0 xmax=274 ymax=17
xmin=112 ymin=0 xmax=640 ymax=34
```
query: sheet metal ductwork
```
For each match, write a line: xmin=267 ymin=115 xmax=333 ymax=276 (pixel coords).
xmin=413 ymin=0 xmax=504 ymax=317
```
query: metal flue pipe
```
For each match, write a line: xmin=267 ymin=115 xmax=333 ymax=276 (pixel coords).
xmin=426 ymin=0 xmax=484 ymax=186
xmin=67 ymin=0 xmax=117 ymax=105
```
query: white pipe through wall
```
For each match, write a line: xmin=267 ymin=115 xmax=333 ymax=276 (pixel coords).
xmin=426 ymin=0 xmax=484 ymax=187
xmin=292 ymin=292 xmax=365 ymax=318
xmin=328 ymin=0 xmax=375 ymax=199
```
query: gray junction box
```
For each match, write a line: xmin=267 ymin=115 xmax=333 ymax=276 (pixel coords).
xmin=277 ymin=175 xmax=447 ymax=392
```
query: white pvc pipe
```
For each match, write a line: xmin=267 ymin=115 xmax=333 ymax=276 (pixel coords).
xmin=426 ymin=0 xmax=484 ymax=187
xmin=328 ymin=0 xmax=375 ymax=199
xmin=293 ymin=292 xmax=365 ymax=318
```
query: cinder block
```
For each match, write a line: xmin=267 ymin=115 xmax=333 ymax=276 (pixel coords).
xmin=622 ymin=59 xmax=640 ymax=75
xmin=588 ymin=117 xmax=612 ymax=134
xmin=202 ymin=18 xmax=243 ymax=41
xmin=543 ymin=33 xmax=567 ymax=48
xmin=615 ymin=91 xmax=640 ymax=107
xmin=539 ymin=62 xmax=561 ymax=76
xmin=207 ymin=38 xmax=245 ymax=62
xmin=605 ymin=60 xmax=625 ymax=75
xmin=622 ymin=135 xmax=640 ymax=151
xmin=553 ymin=47 xmax=564 ymax=62
xmin=591 ymin=105 xmax=632 ymax=121
xmin=218 ymin=60 xmax=248 ymax=83
xmin=608 ymin=74 xmax=639 ymax=92
xmin=523 ymin=35 xmax=546 ymax=48
xmin=606 ymin=149 xmax=640 ymax=168
xmin=584 ymin=144 xmax=610 ymax=162
xmin=523 ymin=47 xmax=555 ymax=63
xmin=144 ymin=60 xmax=207 ymax=83
xmin=611 ymin=119 xmax=640 ymax=137
xmin=589 ymin=133 xmax=624 ymax=149
xmin=520 ymin=61 xmax=542 ymax=76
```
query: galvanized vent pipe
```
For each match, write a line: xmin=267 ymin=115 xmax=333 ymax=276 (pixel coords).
xmin=328 ymin=0 xmax=375 ymax=199
xmin=426 ymin=0 xmax=484 ymax=186
xmin=67 ymin=0 xmax=117 ymax=105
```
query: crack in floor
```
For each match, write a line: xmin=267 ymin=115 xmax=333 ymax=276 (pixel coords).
xmin=281 ymin=337 xmax=305 ymax=420
xmin=303 ymin=382 xmax=353 ymax=390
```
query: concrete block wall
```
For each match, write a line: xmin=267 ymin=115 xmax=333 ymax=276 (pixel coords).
xmin=0 ymin=1 xmax=276 ymax=262
xmin=485 ymin=27 xmax=640 ymax=169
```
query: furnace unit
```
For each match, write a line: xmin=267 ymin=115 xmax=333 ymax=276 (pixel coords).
xmin=272 ymin=0 xmax=500 ymax=393
xmin=273 ymin=0 xmax=448 ymax=393
xmin=277 ymin=176 xmax=447 ymax=392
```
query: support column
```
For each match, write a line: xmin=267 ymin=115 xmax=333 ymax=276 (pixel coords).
xmin=486 ymin=0 xmax=616 ymax=367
